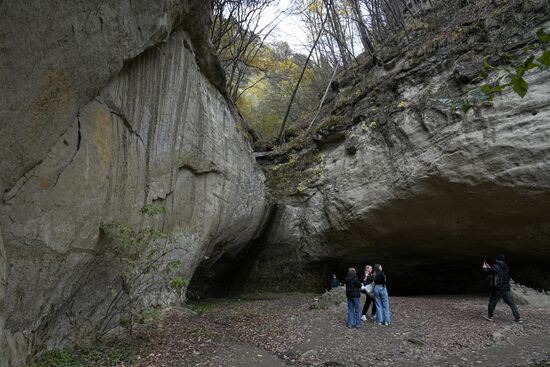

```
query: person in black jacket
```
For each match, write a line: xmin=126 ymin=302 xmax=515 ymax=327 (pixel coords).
xmin=329 ymin=274 xmax=340 ymax=289
xmin=373 ymin=264 xmax=391 ymax=325
xmin=344 ymin=267 xmax=363 ymax=328
xmin=483 ymin=254 xmax=523 ymax=323
xmin=360 ymin=265 xmax=377 ymax=321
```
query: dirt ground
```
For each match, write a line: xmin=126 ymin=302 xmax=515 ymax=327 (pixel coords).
xmin=126 ymin=290 xmax=550 ymax=367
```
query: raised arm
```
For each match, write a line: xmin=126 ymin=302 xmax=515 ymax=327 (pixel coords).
xmin=483 ymin=261 xmax=496 ymax=274
xmin=363 ymin=274 xmax=374 ymax=285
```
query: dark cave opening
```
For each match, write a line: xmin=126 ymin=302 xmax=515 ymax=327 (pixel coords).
xmin=188 ymin=182 xmax=550 ymax=299
xmin=188 ymin=246 xmax=550 ymax=299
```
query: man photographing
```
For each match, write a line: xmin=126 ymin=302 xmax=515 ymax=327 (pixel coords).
xmin=483 ymin=254 xmax=523 ymax=323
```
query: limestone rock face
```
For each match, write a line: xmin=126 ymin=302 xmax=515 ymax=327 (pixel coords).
xmin=239 ymin=52 xmax=550 ymax=294
xmin=0 ymin=2 xmax=267 ymax=366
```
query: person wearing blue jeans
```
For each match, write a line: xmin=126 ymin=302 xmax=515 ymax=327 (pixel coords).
xmin=347 ymin=296 xmax=362 ymax=328
xmin=344 ymin=267 xmax=363 ymax=328
xmin=373 ymin=264 xmax=391 ymax=325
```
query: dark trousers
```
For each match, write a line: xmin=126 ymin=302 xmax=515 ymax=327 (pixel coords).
xmin=488 ymin=289 xmax=521 ymax=319
xmin=362 ymin=294 xmax=377 ymax=316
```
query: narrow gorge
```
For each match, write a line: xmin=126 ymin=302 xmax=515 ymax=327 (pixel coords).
xmin=0 ymin=0 xmax=549 ymax=366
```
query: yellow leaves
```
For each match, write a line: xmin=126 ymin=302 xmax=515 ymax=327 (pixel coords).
xmin=306 ymin=0 xmax=324 ymax=14
xmin=360 ymin=120 xmax=377 ymax=130
xmin=234 ymin=41 xmax=320 ymax=141
xmin=398 ymin=100 xmax=407 ymax=109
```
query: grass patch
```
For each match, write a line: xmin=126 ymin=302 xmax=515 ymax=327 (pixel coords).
xmin=31 ymin=346 xmax=136 ymax=367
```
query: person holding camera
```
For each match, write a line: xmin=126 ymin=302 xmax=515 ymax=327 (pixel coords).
xmin=483 ymin=254 xmax=523 ymax=323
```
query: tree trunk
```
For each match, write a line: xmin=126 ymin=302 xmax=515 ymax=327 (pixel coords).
xmin=277 ymin=14 xmax=328 ymax=144
xmin=349 ymin=0 xmax=377 ymax=57
xmin=308 ymin=64 xmax=338 ymax=130
xmin=325 ymin=0 xmax=349 ymax=65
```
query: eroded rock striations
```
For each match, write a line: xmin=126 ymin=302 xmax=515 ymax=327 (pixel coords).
xmin=0 ymin=1 xmax=268 ymax=365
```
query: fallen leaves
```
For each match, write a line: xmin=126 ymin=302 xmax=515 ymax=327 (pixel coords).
xmin=119 ymin=293 xmax=550 ymax=366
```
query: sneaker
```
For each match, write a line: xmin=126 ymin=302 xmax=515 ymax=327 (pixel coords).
xmin=376 ymin=322 xmax=383 ymax=326
xmin=383 ymin=321 xmax=390 ymax=326
xmin=483 ymin=316 xmax=495 ymax=322
xmin=361 ymin=315 xmax=367 ymax=321
xmin=514 ymin=318 xmax=524 ymax=324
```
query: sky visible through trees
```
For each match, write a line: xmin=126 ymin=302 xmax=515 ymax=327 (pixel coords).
xmin=208 ymin=0 xmax=445 ymax=144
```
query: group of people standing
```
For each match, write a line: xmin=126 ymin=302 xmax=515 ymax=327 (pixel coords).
xmin=329 ymin=254 xmax=523 ymax=330
xmin=341 ymin=264 xmax=391 ymax=328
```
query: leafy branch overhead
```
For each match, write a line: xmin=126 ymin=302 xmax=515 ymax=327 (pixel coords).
xmin=480 ymin=29 xmax=550 ymax=100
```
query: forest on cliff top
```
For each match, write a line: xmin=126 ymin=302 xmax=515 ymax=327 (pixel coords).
xmin=209 ymin=0 xmax=549 ymax=150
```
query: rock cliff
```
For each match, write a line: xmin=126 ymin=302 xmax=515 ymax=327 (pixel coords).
xmin=230 ymin=7 xmax=550 ymax=295
xmin=1 ymin=0 xmax=550 ymax=364
xmin=0 ymin=1 xmax=268 ymax=365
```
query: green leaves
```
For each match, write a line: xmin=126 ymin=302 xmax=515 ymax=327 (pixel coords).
xmin=538 ymin=51 xmax=550 ymax=66
xmin=523 ymin=55 xmax=538 ymax=70
xmin=477 ymin=81 xmax=505 ymax=101
xmin=480 ymin=84 xmax=491 ymax=95
xmin=481 ymin=75 xmax=528 ymax=99
xmin=510 ymin=75 xmax=528 ymax=98
xmin=508 ymin=49 xmax=550 ymax=97
xmin=478 ymin=37 xmax=550 ymax=99
xmin=514 ymin=55 xmax=539 ymax=78
xmin=536 ymin=29 xmax=550 ymax=43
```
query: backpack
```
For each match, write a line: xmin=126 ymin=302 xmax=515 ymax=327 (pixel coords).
xmin=486 ymin=274 xmax=498 ymax=289
xmin=486 ymin=263 xmax=506 ymax=289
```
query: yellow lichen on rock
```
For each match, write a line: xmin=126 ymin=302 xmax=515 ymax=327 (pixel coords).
xmin=29 ymin=69 xmax=74 ymax=132
xmin=93 ymin=108 xmax=112 ymax=164
xmin=37 ymin=176 xmax=50 ymax=189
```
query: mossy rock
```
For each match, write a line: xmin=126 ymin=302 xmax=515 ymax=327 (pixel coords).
xmin=317 ymin=115 xmax=346 ymax=131
xmin=264 ymin=149 xmax=323 ymax=196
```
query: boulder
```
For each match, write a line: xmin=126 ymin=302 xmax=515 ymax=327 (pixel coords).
xmin=511 ymin=281 xmax=550 ymax=307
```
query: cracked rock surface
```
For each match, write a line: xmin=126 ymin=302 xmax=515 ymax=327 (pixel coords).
xmin=0 ymin=2 xmax=267 ymax=366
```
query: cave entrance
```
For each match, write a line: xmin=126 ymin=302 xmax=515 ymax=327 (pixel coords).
xmin=189 ymin=249 xmax=550 ymax=299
